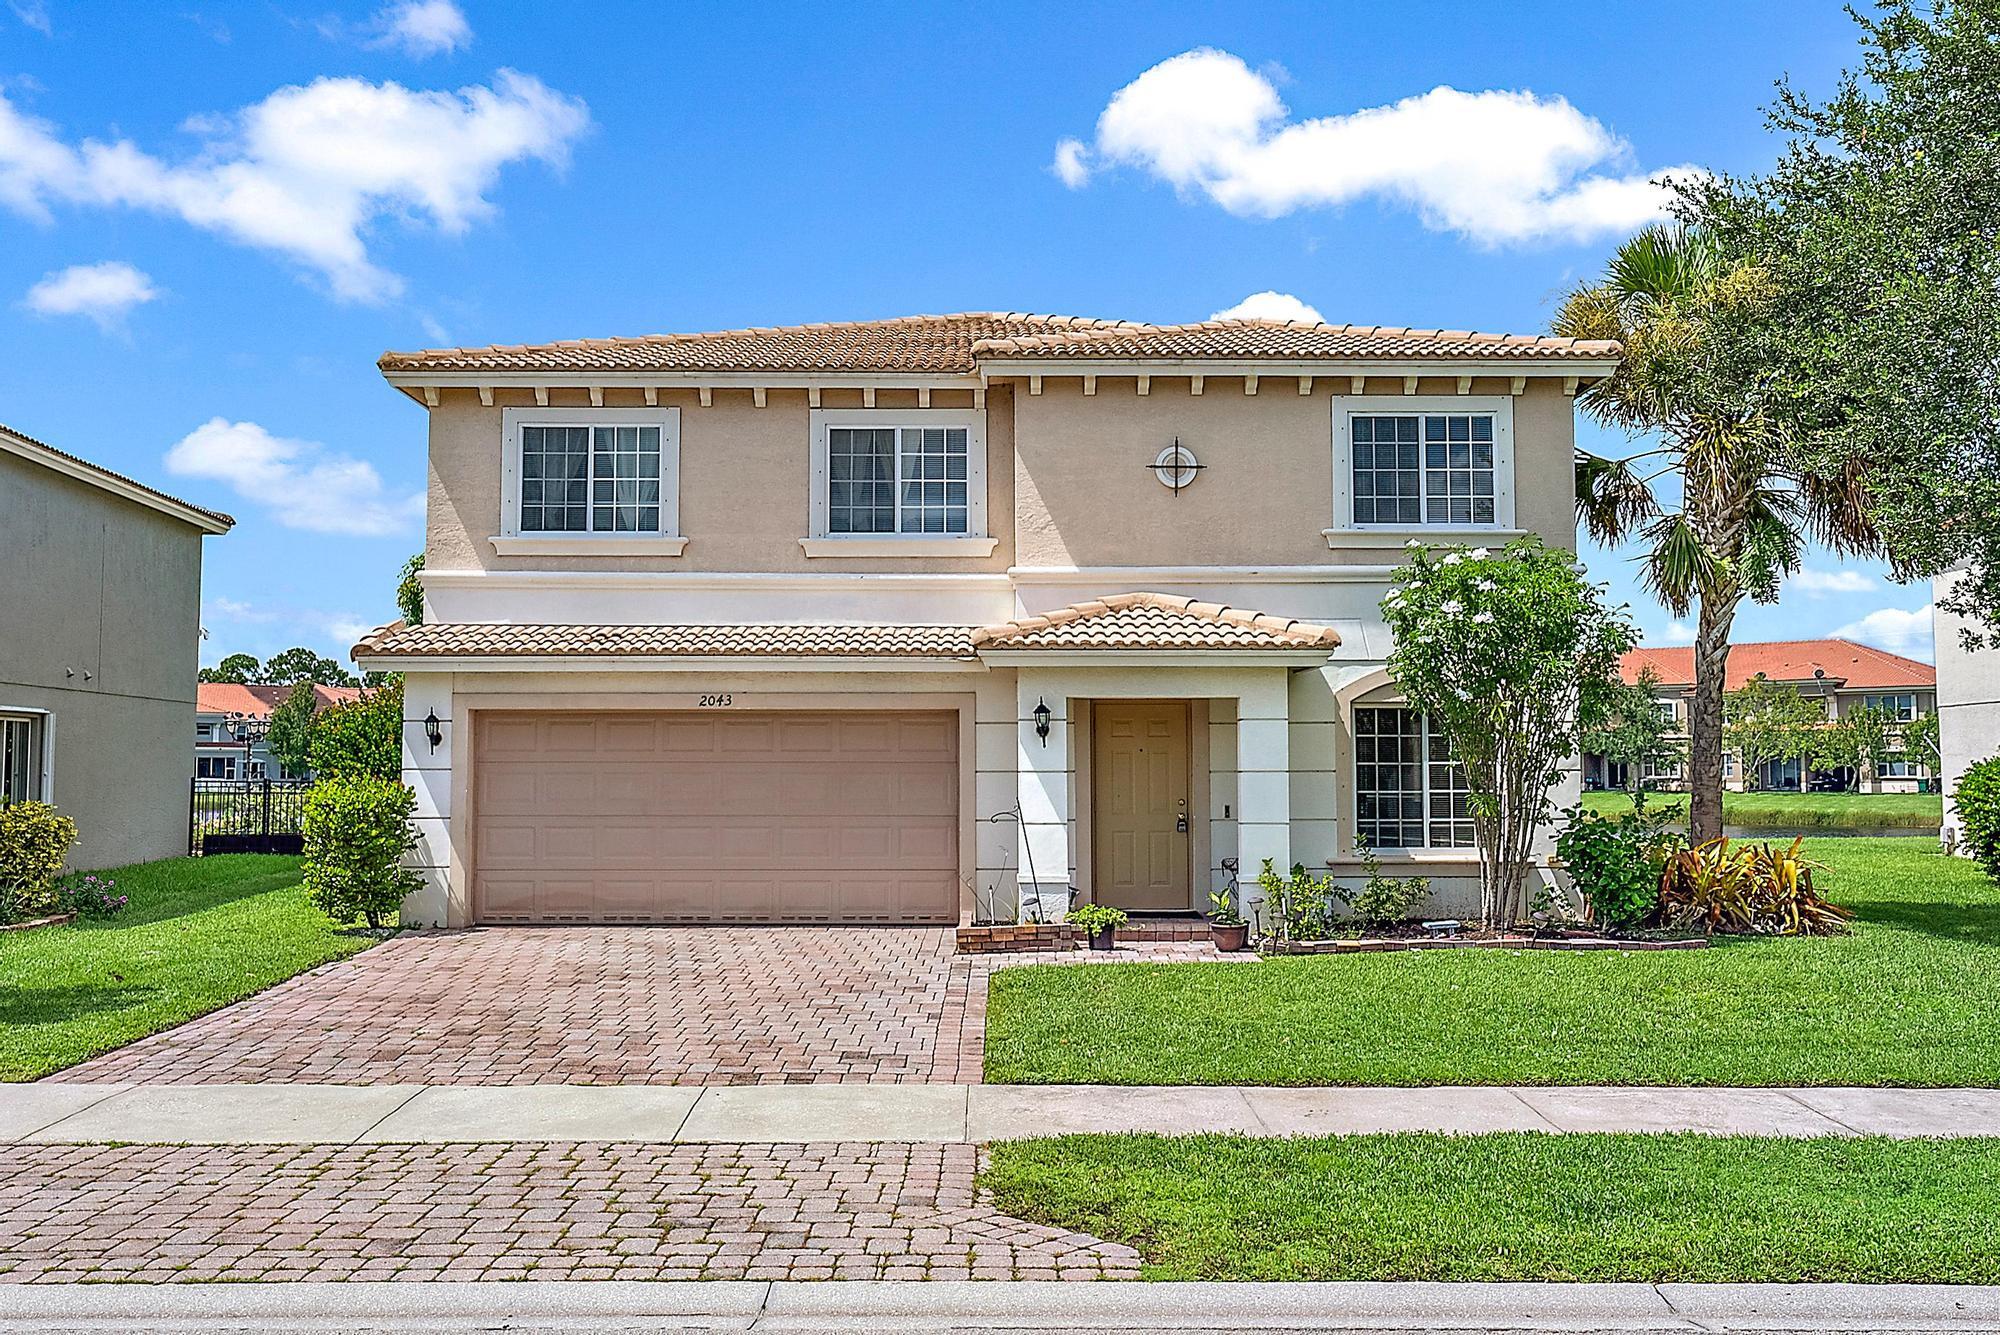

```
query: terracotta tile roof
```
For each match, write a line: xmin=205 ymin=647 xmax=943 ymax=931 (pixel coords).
xmin=1622 ymin=640 xmax=1935 ymax=692
xmin=378 ymin=313 xmax=1617 ymax=375
xmin=1 ymin=422 xmax=234 ymax=530
xmin=351 ymin=620 xmax=978 ymax=660
xmin=377 ymin=314 xmax=1121 ymax=375
xmin=971 ymin=593 xmax=1343 ymax=652
xmin=196 ymin=683 xmax=365 ymax=716
xmin=971 ymin=319 xmax=1620 ymax=362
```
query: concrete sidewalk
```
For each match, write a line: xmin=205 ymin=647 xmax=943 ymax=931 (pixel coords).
xmin=7 ymin=1280 xmax=2000 ymax=1332
xmin=7 ymin=1082 xmax=2000 ymax=1144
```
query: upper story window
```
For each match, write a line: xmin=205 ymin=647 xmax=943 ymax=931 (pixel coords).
xmin=806 ymin=408 xmax=994 ymax=556
xmin=1656 ymin=699 xmax=1679 ymax=723
xmin=827 ymin=425 xmax=969 ymax=534
xmin=1862 ymin=692 xmax=1918 ymax=721
xmin=1331 ymin=396 xmax=1515 ymax=533
xmin=498 ymin=408 xmax=683 ymax=555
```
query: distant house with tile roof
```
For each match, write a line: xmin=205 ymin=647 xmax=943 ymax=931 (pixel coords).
xmin=2 ymin=422 xmax=232 ymax=868
xmin=358 ymin=310 xmax=1622 ymax=929
xmin=1585 ymin=639 xmax=1937 ymax=795
xmin=194 ymin=682 xmax=363 ymax=780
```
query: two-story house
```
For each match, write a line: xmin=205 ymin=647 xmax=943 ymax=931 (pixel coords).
xmin=1588 ymin=639 xmax=1937 ymax=794
xmin=1 ymin=422 xmax=232 ymax=868
xmin=194 ymin=682 xmax=364 ymax=780
xmin=353 ymin=313 xmax=1618 ymax=929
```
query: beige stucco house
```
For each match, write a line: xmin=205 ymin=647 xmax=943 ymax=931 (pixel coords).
xmin=354 ymin=313 xmax=1619 ymax=929
xmin=1 ymin=423 xmax=232 ymax=868
xmin=1586 ymin=640 xmax=1938 ymax=795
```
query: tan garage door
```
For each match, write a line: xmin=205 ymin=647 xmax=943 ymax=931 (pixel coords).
xmin=472 ymin=710 xmax=960 ymax=924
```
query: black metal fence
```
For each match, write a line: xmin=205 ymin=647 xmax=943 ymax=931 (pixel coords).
xmin=189 ymin=778 xmax=313 ymax=855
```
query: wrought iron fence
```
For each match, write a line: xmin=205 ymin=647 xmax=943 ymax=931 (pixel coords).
xmin=189 ymin=778 xmax=313 ymax=855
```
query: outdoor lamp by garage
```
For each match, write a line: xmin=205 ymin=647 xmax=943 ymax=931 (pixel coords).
xmin=1033 ymin=699 xmax=1051 ymax=745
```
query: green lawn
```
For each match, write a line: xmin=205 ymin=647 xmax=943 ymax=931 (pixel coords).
xmin=1580 ymin=789 xmax=1941 ymax=828
xmin=981 ymin=1132 xmax=2000 ymax=1283
xmin=985 ymin=839 xmax=2000 ymax=1087
xmin=0 ymin=855 xmax=375 ymax=1082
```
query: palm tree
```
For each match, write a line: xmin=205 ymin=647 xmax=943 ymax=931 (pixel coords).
xmin=1556 ymin=225 xmax=1877 ymax=843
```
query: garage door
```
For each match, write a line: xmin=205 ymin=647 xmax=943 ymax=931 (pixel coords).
xmin=472 ymin=711 xmax=960 ymax=924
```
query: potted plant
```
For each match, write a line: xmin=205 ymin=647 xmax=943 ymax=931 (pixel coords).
xmin=1067 ymin=902 xmax=1127 ymax=951
xmin=1207 ymin=888 xmax=1248 ymax=952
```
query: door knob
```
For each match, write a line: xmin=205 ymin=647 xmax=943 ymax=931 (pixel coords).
xmin=1175 ymin=813 xmax=1189 ymax=833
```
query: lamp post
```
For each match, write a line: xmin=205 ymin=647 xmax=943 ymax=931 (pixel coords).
xmin=227 ymin=710 xmax=269 ymax=781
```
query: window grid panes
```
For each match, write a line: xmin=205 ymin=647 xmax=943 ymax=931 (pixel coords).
xmin=520 ymin=424 xmax=662 ymax=534
xmin=827 ymin=424 xmax=970 ymax=535
xmin=1862 ymin=693 xmax=1917 ymax=721
xmin=1 ymin=716 xmax=39 ymax=805
xmin=1880 ymin=753 xmax=1914 ymax=777
xmin=1354 ymin=707 xmax=1474 ymax=849
xmin=1350 ymin=413 xmax=1496 ymax=527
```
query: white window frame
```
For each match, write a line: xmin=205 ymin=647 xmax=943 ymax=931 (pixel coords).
xmin=197 ymin=754 xmax=237 ymax=780
xmin=1328 ymin=395 xmax=1518 ymax=544
xmin=803 ymin=408 xmax=996 ymax=557
xmin=1350 ymin=703 xmax=1477 ymax=853
xmin=1861 ymin=692 xmax=1918 ymax=721
xmin=0 ymin=708 xmax=53 ymax=805
xmin=496 ymin=407 xmax=685 ymax=556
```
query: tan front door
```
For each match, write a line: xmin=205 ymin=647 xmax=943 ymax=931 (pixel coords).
xmin=471 ymin=710 xmax=960 ymax=924
xmin=1092 ymin=700 xmax=1191 ymax=911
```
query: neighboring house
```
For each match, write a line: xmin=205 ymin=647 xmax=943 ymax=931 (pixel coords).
xmin=0 ymin=423 xmax=232 ymax=868
xmin=353 ymin=312 xmax=1620 ymax=928
xmin=1585 ymin=639 xmax=1937 ymax=795
xmin=194 ymin=683 xmax=363 ymax=780
xmin=1934 ymin=569 xmax=2000 ymax=846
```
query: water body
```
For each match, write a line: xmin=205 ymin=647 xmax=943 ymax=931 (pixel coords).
xmin=1723 ymin=825 xmax=1939 ymax=841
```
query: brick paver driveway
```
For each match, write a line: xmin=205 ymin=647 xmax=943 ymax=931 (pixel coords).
xmin=54 ymin=927 xmax=984 ymax=1086
xmin=0 ymin=1141 xmax=1139 ymax=1283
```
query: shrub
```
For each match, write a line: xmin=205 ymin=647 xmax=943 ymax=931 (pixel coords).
xmin=0 ymin=801 xmax=78 ymax=922
xmin=301 ymin=775 xmax=421 ymax=930
xmin=1067 ymin=903 xmax=1128 ymax=935
xmin=1658 ymin=837 xmax=1852 ymax=936
xmin=57 ymin=873 xmax=127 ymax=919
xmin=309 ymin=681 xmax=403 ymax=782
xmin=1259 ymin=858 xmax=1342 ymax=941
xmin=1955 ymin=758 xmax=2000 ymax=884
xmin=1342 ymin=840 xmax=1432 ymax=930
xmin=1554 ymin=803 xmax=1683 ymax=927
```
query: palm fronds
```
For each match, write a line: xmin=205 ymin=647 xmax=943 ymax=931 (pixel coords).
xmin=1575 ymin=450 xmax=1658 ymax=545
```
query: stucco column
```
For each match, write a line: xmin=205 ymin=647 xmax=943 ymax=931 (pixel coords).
xmin=399 ymin=670 xmax=454 ymax=928
xmin=1234 ymin=670 xmax=1291 ymax=928
xmin=1014 ymin=671 xmax=1072 ymax=922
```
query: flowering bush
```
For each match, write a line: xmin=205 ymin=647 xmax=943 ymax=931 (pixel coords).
xmin=58 ymin=874 xmax=128 ymax=919
xmin=1380 ymin=537 xmax=1635 ymax=926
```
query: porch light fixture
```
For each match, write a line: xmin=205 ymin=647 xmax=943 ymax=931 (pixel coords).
xmin=1033 ymin=699 xmax=1051 ymax=746
xmin=424 ymin=708 xmax=443 ymax=753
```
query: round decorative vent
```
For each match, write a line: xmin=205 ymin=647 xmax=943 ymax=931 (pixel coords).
xmin=1153 ymin=442 xmax=1202 ymax=492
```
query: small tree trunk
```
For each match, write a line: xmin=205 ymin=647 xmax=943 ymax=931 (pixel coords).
xmin=1688 ymin=596 xmax=1737 ymax=844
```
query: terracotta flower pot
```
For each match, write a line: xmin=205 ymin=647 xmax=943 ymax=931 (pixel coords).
xmin=1210 ymin=921 xmax=1248 ymax=952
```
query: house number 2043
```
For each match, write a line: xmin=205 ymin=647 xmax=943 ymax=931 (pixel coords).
xmin=697 ymin=694 xmax=734 ymax=708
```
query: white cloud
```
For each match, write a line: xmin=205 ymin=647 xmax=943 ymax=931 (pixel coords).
xmin=1051 ymin=137 xmax=1090 ymax=188
xmin=1064 ymin=48 xmax=1702 ymax=246
xmin=323 ymin=615 xmax=380 ymax=646
xmin=1834 ymin=604 xmax=1935 ymax=663
xmin=9 ymin=1 xmax=50 ymax=35
xmin=1788 ymin=567 xmax=1878 ymax=596
xmin=0 ymin=71 xmax=587 ymax=302
xmin=23 ymin=260 xmax=159 ymax=328
xmin=1655 ymin=621 xmax=1696 ymax=646
xmin=370 ymin=0 xmax=471 ymax=58
xmin=1209 ymin=290 xmax=1323 ymax=324
xmin=165 ymin=418 xmax=424 ymax=536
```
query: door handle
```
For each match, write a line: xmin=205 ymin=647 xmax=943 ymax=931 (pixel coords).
xmin=1175 ymin=814 xmax=1189 ymax=833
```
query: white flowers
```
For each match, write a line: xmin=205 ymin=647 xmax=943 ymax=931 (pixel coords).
xmin=1440 ymin=600 xmax=1463 ymax=615
xmin=1475 ymin=578 xmax=1498 ymax=592
xmin=1442 ymin=552 xmax=1465 ymax=565
xmin=1472 ymin=611 xmax=1494 ymax=624
xmin=1471 ymin=547 xmax=1492 ymax=559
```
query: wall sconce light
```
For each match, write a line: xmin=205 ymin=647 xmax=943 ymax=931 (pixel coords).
xmin=424 ymin=708 xmax=443 ymax=753
xmin=1032 ymin=699 xmax=1051 ymax=746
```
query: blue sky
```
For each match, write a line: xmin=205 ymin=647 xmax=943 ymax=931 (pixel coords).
xmin=1 ymin=0 xmax=1934 ymax=668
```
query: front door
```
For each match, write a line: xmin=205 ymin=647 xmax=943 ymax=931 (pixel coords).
xmin=1092 ymin=701 xmax=1191 ymax=911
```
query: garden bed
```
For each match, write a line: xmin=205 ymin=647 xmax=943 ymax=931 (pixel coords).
xmin=0 ymin=912 xmax=74 ymax=934
xmin=1263 ymin=933 xmax=1706 ymax=954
